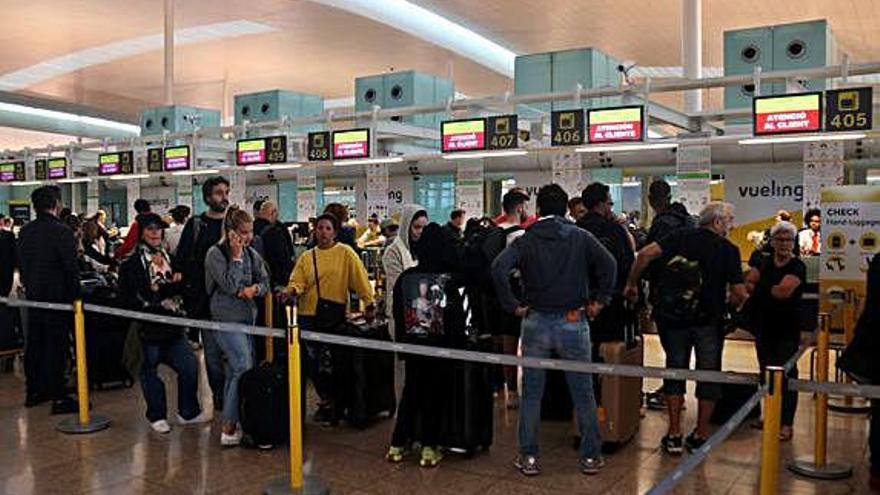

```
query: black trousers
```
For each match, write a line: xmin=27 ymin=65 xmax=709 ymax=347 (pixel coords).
xmin=871 ymin=400 xmax=880 ymax=476
xmin=24 ymin=309 xmax=71 ymax=401
xmin=391 ymin=356 xmax=446 ymax=448
xmin=755 ymin=333 xmax=799 ymax=427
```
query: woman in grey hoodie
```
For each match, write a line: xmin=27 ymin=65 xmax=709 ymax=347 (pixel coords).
xmin=204 ymin=206 xmax=269 ymax=447
xmin=382 ymin=205 xmax=428 ymax=330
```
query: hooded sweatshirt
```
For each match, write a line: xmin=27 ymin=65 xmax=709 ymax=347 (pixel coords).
xmin=382 ymin=204 xmax=425 ymax=319
xmin=492 ymin=215 xmax=617 ymax=314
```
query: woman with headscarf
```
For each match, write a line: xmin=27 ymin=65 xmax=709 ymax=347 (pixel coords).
xmin=385 ymin=222 xmax=466 ymax=468
xmin=382 ymin=205 xmax=428 ymax=329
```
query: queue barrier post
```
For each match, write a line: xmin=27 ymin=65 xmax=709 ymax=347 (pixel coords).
xmin=787 ymin=313 xmax=852 ymax=480
xmin=264 ymin=302 xmax=329 ymax=495
xmin=265 ymin=294 xmax=275 ymax=363
xmin=57 ymin=300 xmax=111 ymax=434
xmin=759 ymin=366 xmax=783 ymax=495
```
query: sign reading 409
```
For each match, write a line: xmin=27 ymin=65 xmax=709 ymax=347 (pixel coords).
xmin=825 ymin=87 xmax=872 ymax=132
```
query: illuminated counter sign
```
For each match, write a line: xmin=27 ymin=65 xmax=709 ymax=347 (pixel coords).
xmin=307 ymin=132 xmax=331 ymax=161
xmin=332 ymin=129 xmax=370 ymax=159
xmin=753 ymin=93 xmax=822 ymax=135
xmin=587 ymin=106 xmax=644 ymax=143
xmin=98 ymin=151 xmax=134 ymax=176
xmin=236 ymin=136 xmax=287 ymax=166
xmin=551 ymin=109 xmax=585 ymax=146
xmin=164 ymin=145 xmax=191 ymax=171
xmin=147 ymin=148 xmax=164 ymax=172
xmin=0 ymin=162 xmax=25 ymax=183
xmin=826 ymin=87 xmax=872 ymax=132
xmin=47 ymin=157 xmax=67 ymax=179
xmin=486 ymin=115 xmax=518 ymax=150
xmin=441 ymin=119 xmax=486 ymax=152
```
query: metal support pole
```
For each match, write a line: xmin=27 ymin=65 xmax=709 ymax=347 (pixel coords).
xmin=264 ymin=303 xmax=329 ymax=495
xmin=163 ymin=0 xmax=175 ymax=106
xmin=57 ymin=300 xmax=111 ymax=434
xmin=760 ymin=366 xmax=783 ymax=495
xmin=265 ymin=293 xmax=275 ymax=363
xmin=788 ymin=314 xmax=853 ymax=479
xmin=681 ymin=0 xmax=702 ymax=113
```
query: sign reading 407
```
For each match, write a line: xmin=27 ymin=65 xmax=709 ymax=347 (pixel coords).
xmin=826 ymin=87 xmax=872 ymax=132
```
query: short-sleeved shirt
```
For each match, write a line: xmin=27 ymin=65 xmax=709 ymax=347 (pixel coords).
xmin=752 ymin=256 xmax=806 ymax=340
xmin=657 ymin=228 xmax=744 ymax=327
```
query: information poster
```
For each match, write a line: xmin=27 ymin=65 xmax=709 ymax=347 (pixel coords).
xmin=455 ymin=161 xmax=484 ymax=215
xmin=726 ymin=163 xmax=804 ymax=258
xmin=753 ymin=93 xmax=822 ymax=135
xmin=442 ymin=119 xmax=486 ymax=153
xmin=366 ymin=163 xmax=389 ymax=219
xmin=803 ymin=141 xmax=844 ymax=212
xmin=228 ymin=169 xmax=246 ymax=208
xmin=87 ymin=179 xmax=99 ymax=216
xmin=676 ymin=145 xmax=712 ymax=217
xmin=551 ymin=152 xmax=583 ymax=199
xmin=819 ymin=186 xmax=880 ymax=325
xmin=176 ymin=176 xmax=193 ymax=210
xmin=587 ymin=106 xmax=643 ymax=143
xmin=126 ymin=180 xmax=140 ymax=226
xmin=297 ymin=165 xmax=317 ymax=222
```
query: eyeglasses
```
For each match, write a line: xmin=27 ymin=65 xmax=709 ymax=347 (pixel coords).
xmin=772 ymin=237 xmax=795 ymax=243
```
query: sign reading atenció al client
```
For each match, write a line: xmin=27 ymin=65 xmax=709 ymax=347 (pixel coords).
xmin=753 ymin=93 xmax=822 ymax=135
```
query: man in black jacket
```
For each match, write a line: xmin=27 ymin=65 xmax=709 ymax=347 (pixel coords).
xmin=18 ymin=186 xmax=80 ymax=413
xmin=492 ymin=184 xmax=616 ymax=478
xmin=578 ymin=182 xmax=635 ymax=344
xmin=0 ymin=214 xmax=15 ymax=298
xmin=253 ymin=200 xmax=295 ymax=362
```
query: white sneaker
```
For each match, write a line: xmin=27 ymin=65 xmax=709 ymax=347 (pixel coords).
xmin=176 ymin=410 xmax=212 ymax=425
xmin=150 ymin=420 xmax=171 ymax=434
xmin=220 ymin=427 xmax=243 ymax=447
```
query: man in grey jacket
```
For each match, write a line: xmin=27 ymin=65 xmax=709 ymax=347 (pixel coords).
xmin=492 ymin=183 xmax=617 ymax=478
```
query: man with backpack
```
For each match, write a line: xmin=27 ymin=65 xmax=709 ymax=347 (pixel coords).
xmin=624 ymin=202 xmax=747 ymax=455
xmin=173 ymin=176 xmax=230 ymax=412
xmin=578 ymin=183 xmax=635 ymax=344
xmin=643 ymin=180 xmax=695 ymax=409
xmin=492 ymin=184 xmax=616 ymax=477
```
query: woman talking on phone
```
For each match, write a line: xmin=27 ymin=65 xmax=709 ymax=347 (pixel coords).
xmin=204 ymin=206 xmax=270 ymax=447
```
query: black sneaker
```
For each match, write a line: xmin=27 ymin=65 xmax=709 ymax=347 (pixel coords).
xmin=50 ymin=397 xmax=79 ymax=415
xmin=685 ymin=431 xmax=707 ymax=453
xmin=661 ymin=434 xmax=684 ymax=456
xmin=514 ymin=455 xmax=541 ymax=476
xmin=313 ymin=405 xmax=337 ymax=426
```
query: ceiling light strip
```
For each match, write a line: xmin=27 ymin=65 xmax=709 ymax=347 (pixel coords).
xmin=738 ymin=133 xmax=866 ymax=145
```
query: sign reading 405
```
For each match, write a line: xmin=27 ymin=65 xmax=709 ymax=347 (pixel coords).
xmin=826 ymin=87 xmax=872 ymax=132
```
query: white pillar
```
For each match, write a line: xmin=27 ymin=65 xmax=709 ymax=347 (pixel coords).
xmin=163 ymin=0 xmax=175 ymax=106
xmin=681 ymin=0 xmax=702 ymax=113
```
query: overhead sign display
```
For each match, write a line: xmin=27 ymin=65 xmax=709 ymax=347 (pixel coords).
xmin=441 ymin=119 xmax=486 ymax=153
xmin=551 ymin=109 xmax=585 ymax=146
xmin=486 ymin=115 xmax=518 ymax=150
xmin=163 ymin=145 xmax=191 ymax=171
xmin=98 ymin=151 xmax=134 ymax=176
xmin=0 ymin=162 xmax=25 ymax=183
xmin=753 ymin=93 xmax=822 ymax=135
xmin=307 ymin=131 xmax=331 ymax=161
xmin=236 ymin=136 xmax=288 ymax=166
xmin=35 ymin=159 xmax=47 ymax=181
xmin=825 ymin=87 xmax=872 ymax=132
xmin=332 ymin=129 xmax=370 ymax=159
xmin=587 ymin=106 xmax=644 ymax=143
xmin=147 ymin=148 xmax=164 ymax=172
xmin=47 ymin=157 xmax=67 ymax=179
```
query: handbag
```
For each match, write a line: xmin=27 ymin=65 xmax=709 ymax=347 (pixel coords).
xmin=311 ymin=249 xmax=347 ymax=332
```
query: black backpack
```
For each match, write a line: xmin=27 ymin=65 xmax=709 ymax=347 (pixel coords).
xmin=654 ymin=233 xmax=714 ymax=325
xmin=578 ymin=215 xmax=633 ymax=291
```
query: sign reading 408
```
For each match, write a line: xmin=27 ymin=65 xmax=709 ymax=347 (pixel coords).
xmin=826 ymin=87 xmax=872 ymax=132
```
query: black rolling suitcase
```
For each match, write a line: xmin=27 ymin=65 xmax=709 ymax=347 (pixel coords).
xmin=710 ymin=383 xmax=760 ymax=425
xmin=83 ymin=281 xmax=133 ymax=389
xmin=335 ymin=317 xmax=396 ymax=429
xmin=240 ymin=360 xmax=289 ymax=448
xmin=442 ymin=335 xmax=494 ymax=455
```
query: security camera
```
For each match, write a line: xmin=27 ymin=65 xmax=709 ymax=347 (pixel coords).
xmin=617 ymin=63 xmax=638 ymax=85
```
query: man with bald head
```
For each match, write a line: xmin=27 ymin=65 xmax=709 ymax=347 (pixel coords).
xmin=254 ymin=200 xmax=295 ymax=361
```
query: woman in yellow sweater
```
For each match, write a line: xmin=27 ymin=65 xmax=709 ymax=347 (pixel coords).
xmin=286 ymin=213 xmax=375 ymax=425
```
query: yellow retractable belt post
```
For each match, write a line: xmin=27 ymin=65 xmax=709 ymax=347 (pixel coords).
xmin=264 ymin=300 xmax=328 ymax=495
xmin=759 ymin=366 xmax=783 ymax=495
xmin=57 ymin=300 xmax=111 ymax=434
xmin=265 ymin=293 xmax=275 ymax=363
xmin=787 ymin=313 xmax=852 ymax=480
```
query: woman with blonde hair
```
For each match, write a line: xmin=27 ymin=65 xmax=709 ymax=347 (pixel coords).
xmin=204 ymin=205 xmax=270 ymax=446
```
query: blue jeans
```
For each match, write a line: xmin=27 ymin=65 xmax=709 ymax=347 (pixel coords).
xmin=201 ymin=329 xmax=226 ymax=410
xmin=211 ymin=330 xmax=254 ymax=424
xmin=520 ymin=310 xmax=602 ymax=459
xmin=140 ymin=336 xmax=201 ymax=422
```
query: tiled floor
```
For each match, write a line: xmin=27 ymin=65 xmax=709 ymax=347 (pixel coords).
xmin=0 ymin=336 xmax=874 ymax=495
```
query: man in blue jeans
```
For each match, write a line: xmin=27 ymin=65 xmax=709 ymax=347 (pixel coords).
xmin=492 ymin=184 xmax=617 ymax=477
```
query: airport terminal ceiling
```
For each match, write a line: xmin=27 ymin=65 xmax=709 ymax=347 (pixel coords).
xmin=2 ymin=0 xmax=880 ymax=123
